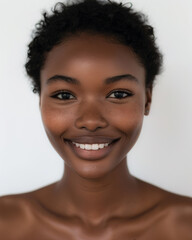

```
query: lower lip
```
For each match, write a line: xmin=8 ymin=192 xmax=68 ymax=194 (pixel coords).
xmin=65 ymin=140 xmax=119 ymax=160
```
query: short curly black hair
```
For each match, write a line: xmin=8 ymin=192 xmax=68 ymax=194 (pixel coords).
xmin=25 ymin=0 xmax=163 ymax=95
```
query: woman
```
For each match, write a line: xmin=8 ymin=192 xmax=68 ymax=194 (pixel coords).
xmin=0 ymin=0 xmax=191 ymax=239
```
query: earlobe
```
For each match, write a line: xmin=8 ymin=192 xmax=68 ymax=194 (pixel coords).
xmin=145 ymin=87 xmax=152 ymax=115
xmin=145 ymin=109 xmax=149 ymax=115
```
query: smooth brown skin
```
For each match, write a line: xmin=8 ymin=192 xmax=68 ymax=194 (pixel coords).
xmin=0 ymin=33 xmax=192 ymax=240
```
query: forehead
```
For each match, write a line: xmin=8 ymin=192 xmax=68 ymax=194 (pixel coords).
xmin=41 ymin=32 xmax=145 ymax=84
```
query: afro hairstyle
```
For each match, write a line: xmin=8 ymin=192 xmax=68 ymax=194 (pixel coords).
xmin=25 ymin=0 xmax=163 ymax=94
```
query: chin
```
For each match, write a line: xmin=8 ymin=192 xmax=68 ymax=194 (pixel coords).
xmin=65 ymin=155 xmax=126 ymax=181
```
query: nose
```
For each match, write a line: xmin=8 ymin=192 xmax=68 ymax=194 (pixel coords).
xmin=75 ymin=101 xmax=108 ymax=131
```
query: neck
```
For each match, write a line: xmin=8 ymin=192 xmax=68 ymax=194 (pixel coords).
xmin=54 ymin=158 xmax=139 ymax=225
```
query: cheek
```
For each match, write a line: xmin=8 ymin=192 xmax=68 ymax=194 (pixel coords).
xmin=40 ymin=104 xmax=75 ymax=160
xmin=40 ymin=103 xmax=74 ymax=146
xmin=108 ymin=102 xmax=144 ymax=131
xmin=107 ymin=101 xmax=145 ymax=151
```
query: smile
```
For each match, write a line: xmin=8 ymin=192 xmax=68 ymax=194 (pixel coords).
xmin=72 ymin=142 xmax=109 ymax=150
xmin=65 ymin=137 xmax=120 ymax=160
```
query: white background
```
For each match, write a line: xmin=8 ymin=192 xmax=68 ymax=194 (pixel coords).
xmin=0 ymin=0 xmax=192 ymax=197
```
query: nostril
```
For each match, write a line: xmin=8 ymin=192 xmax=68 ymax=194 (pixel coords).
xmin=75 ymin=116 xmax=108 ymax=131
xmin=77 ymin=124 xmax=107 ymax=132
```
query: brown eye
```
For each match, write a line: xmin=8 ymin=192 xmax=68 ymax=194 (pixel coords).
xmin=51 ymin=91 xmax=76 ymax=100
xmin=108 ymin=90 xmax=133 ymax=99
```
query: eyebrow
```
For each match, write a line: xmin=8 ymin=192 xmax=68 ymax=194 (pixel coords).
xmin=46 ymin=74 xmax=139 ymax=85
xmin=105 ymin=74 xmax=138 ymax=84
xmin=46 ymin=75 xmax=80 ymax=85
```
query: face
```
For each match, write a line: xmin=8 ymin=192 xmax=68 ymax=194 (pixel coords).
xmin=40 ymin=32 xmax=152 ymax=179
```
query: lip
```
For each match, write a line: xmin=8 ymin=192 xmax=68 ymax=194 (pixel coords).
xmin=64 ymin=137 xmax=120 ymax=160
xmin=64 ymin=136 xmax=117 ymax=144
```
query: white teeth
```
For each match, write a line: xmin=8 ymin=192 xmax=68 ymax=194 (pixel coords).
xmin=92 ymin=144 xmax=99 ymax=150
xmin=80 ymin=144 xmax=85 ymax=149
xmin=99 ymin=144 xmax=104 ymax=148
xmin=85 ymin=144 xmax=91 ymax=150
xmin=72 ymin=142 xmax=110 ymax=150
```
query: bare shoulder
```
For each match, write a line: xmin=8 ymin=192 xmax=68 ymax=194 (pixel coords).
xmin=0 ymin=193 xmax=32 ymax=220
xmin=0 ymin=183 xmax=55 ymax=220
xmin=0 ymin=193 xmax=36 ymax=239
xmin=138 ymin=179 xmax=192 ymax=215
xmin=137 ymin=180 xmax=192 ymax=239
xmin=161 ymin=191 xmax=192 ymax=221
xmin=0 ymin=183 xmax=65 ymax=239
xmin=161 ymin=192 xmax=192 ymax=239
xmin=0 ymin=183 xmax=57 ymax=225
xmin=0 ymin=184 xmax=55 ymax=240
xmin=156 ymin=188 xmax=192 ymax=239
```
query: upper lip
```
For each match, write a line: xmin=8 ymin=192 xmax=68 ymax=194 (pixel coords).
xmin=64 ymin=136 xmax=120 ymax=144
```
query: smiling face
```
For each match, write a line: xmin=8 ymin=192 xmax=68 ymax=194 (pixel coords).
xmin=40 ymin=32 xmax=152 ymax=179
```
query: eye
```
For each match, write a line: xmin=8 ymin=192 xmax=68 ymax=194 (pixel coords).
xmin=51 ymin=91 xmax=76 ymax=100
xmin=107 ymin=90 xmax=133 ymax=99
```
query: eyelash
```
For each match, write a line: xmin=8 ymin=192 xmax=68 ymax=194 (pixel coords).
xmin=51 ymin=91 xmax=76 ymax=100
xmin=51 ymin=90 xmax=134 ymax=100
xmin=107 ymin=90 xmax=133 ymax=99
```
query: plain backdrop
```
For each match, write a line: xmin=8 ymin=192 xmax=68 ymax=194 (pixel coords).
xmin=0 ymin=0 xmax=192 ymax=197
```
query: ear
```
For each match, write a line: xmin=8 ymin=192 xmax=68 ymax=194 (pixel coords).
xmin=144 ymin=86 xmax=152 ymax=116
